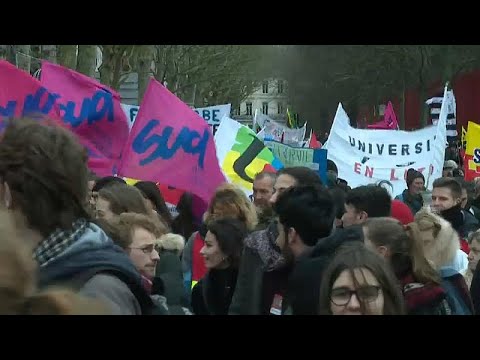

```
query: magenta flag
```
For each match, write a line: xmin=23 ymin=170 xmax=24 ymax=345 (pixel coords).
xmin=40 ymin=61 xmax=129 ymax=176
xmin=368 ymin=101 xmax=399 ymax=130
xmin=0 ymin=60 xmax=63 ymax=129
xmin=118 ymin=78 xmax=225 ymax=204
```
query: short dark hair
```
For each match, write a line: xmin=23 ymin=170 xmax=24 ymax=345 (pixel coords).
xmin=134 ymin=181 xmax=173 ymax=226
xmin=277 ymin=166 xmax=323 ymax=187
xmin=92 ymin=176 xmax=126 ymax=193
xmin=274 ymin=185 xmax=335 ymax=246
xmin=345 ymin=185 xmax=391 ymax=218
xmin=254 ymin=171 xmax=277 ymax=183
xmin=330 ymin=187 xmax=346 ymax=220
xmin=98 ymin=184 xmax=149 ymax=216
xmin=0 ymin=119 xmax=90 ymax=237
xmin=207 ymin=218 xmax=247 ymax=269
xmin=327 ymin=160 xmax=338 ymax=174
xmin=432 ymin=177 xmax=462 ymax=199
xmin=318 ymin=242 xmax=405 ymax=315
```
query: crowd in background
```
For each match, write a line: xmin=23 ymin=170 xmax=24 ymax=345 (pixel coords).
xmin=0 ymin=118 xmax=479 ymax=315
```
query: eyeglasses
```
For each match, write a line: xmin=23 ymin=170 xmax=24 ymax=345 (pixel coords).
xmin=129 ymin=244 xmax=157 ymax=254
xmin=330 ymin=285 xmax=381 ymax=306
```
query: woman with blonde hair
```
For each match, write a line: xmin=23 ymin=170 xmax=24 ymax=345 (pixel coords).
xmin=409 ymin=208 xmax=473 ymax=314
xmin=182 ymin=183 xmax=257 ymax=299
xmin=364 ymin=217 xmax=452 ymax=315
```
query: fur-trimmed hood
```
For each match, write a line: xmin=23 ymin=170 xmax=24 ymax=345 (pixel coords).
xmin=414 ymin=208 xmax=459 ymax=270
xmin=157 ymin=233 xmax=185 ymax=254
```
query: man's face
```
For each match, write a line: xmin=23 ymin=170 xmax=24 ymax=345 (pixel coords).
xmin=461 ymin=189 xmax=468 ymax=209
xmin=468 ymin=239 xmax=480 ymax=273
xmin=341 ymin=204 xmax=365 ymax=227
xmin=431 ymin=187 xmax=460 ymax=212
xmin=253 ymin=176 xmax=275 ymax=209
xmin=275 ymin=219 xmax=294 ymax=264
xmin=410 ymin=178 xmax=425 ymax=195
xmin=128 ymin=226 xmax=160 ymax=279
xmin=269 ymin=174 xmax=296 ymax=205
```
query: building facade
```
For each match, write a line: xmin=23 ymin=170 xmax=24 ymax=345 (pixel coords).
xmin=232 ymin=78 xmax=289 ymax=126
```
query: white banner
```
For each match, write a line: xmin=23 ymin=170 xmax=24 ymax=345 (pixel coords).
xmin=324 ymin=89 xmax=447 ymax=198
xmin=283 ymin=124 xmax=307 ymax=146
xmin=121 ymin=103 xmax=231 ymax=134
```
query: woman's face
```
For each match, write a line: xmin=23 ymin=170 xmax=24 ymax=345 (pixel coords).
xmin=95 ymin=197 xmax=116 ymax=223
xmin=330 ymin=267 xmax=384 ymax=315
xmin=200 ymin=230 xmax=227 ymax=269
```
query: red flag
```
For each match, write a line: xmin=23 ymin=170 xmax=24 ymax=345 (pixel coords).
xmin=309 ymin=131 xmax=322 ymax=149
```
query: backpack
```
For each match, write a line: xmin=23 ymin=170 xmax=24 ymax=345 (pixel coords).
xmin=440 ymin=269 xmax=473 ymax=315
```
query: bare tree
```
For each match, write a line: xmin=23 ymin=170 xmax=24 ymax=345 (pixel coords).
xmin=98 ymin=45 xmax=136 ymax=90
xmin=57 ymin=45 xmax=78 ymax=69
xmin=41 ymin=45 xmax=57 ymax=63
xmin=135 ymin=45 xmax=155 ymax=103
xmin=77 ymin=45 xmax=97 ymax=77
xmin=14 ymin=45 xmax=31 ymax=73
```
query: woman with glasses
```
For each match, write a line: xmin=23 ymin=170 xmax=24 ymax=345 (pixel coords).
xmin=363 ymin=217 xmax=453 ymax=315
xmin=318 ymin=243 xmax=405 ymax=315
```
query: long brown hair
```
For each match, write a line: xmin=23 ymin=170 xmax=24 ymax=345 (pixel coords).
xmin=0 ymin=209 xmax=107 ymax=315
xmin=364 ymin=217 xmax=440 ymax=285
xmin=318 ymin=243 xmax=405 ymax=315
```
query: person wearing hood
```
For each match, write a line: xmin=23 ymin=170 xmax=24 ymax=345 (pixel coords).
xmin=0 ymin=119 xmax=154 ymax=315
xmin=228 ymin=167 xmax=324 ymax=315
xmin=395 ymin=169 xmax=425 ymax=215
xmin=431 ymin=177 xmax=479 ymax=253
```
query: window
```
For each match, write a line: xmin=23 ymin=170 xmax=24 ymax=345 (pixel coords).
xmin=235 ymin=104 xmax=241 ymax=116
xmin=262 ymin=81 xmax=269 ymax=94
xmin=246 ymin=102 xmax=252 ymax=116
xmin=278 ymin=80 xmax=284 ymax=94
xmin=262 ymin=102 xmax=269 ymax=115
xmin=277 ymin=102 xmax=284 ymax=115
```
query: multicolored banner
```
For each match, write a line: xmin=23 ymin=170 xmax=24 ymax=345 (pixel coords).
xmin=465 ymin=121 xmax=480 ymax=181
xmin=41 ymin=61 xmax=129 ymax=177
xmin=215 ymin=116 xmax=283 ymax=195
xmin=264 ymin=140 xmax=327 ymax=184
xmin=118 ymin=78 xmax=225 ymax=204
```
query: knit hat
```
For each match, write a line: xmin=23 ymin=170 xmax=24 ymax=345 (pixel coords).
xmin=391 ymin=200 xmax=414 ymax=225
xmin=406 ymin=169 xmax=425 ymax=188
xmin=443 ymin=160 xmax=458 ymax=170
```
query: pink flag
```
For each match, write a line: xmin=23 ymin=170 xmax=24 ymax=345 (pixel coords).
xmin=40 ymin=61 xmax=129 ymax=176
xmin=367 ymin=101 xmax=399 ymax=130
xmin=117 ymin=79 xmax=225 ymax=204
xmin=0 ymin=60 xmax=63 ymax=129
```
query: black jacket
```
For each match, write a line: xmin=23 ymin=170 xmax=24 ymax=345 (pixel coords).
xmin=282 ymin=226 xmax=364 ymax=315
xmin=191 ymin=268 xmax=238 ymax=315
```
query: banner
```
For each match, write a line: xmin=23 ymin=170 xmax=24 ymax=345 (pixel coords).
xmin=41 ymin=61 xmax=129 ymax=177
xmin=121 ymin=103 xmax=139 ymax=130
xmin=264 ymin=140 xmax=327 ymax=184
xmin=283 ymin=123 xmax=307 ymax=146
xmin=465 ymin=121 xmax=480 ymax=181
xmin=427 ymin=89 xmax=457 ymax=143
xmin=215 ymin=116 xmax=283 ymax=195
xmin=0 ymin=60 xmax=63 ymax=130
xmin=122 ymin=103 xmax=231 ymax=135
xmin=367 ymin=101 xmax=399 ymax=130
xmin=323 ymin=89 xmax=447 ymax=197
xmin=117 ymin=78 xmax=225 ymax=204
xmin=193 ymin=104 xmax=231 ymax=135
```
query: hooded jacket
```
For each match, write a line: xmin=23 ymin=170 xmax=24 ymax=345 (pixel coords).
xmin=38 ymin=223 xmax=149 ymax=315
